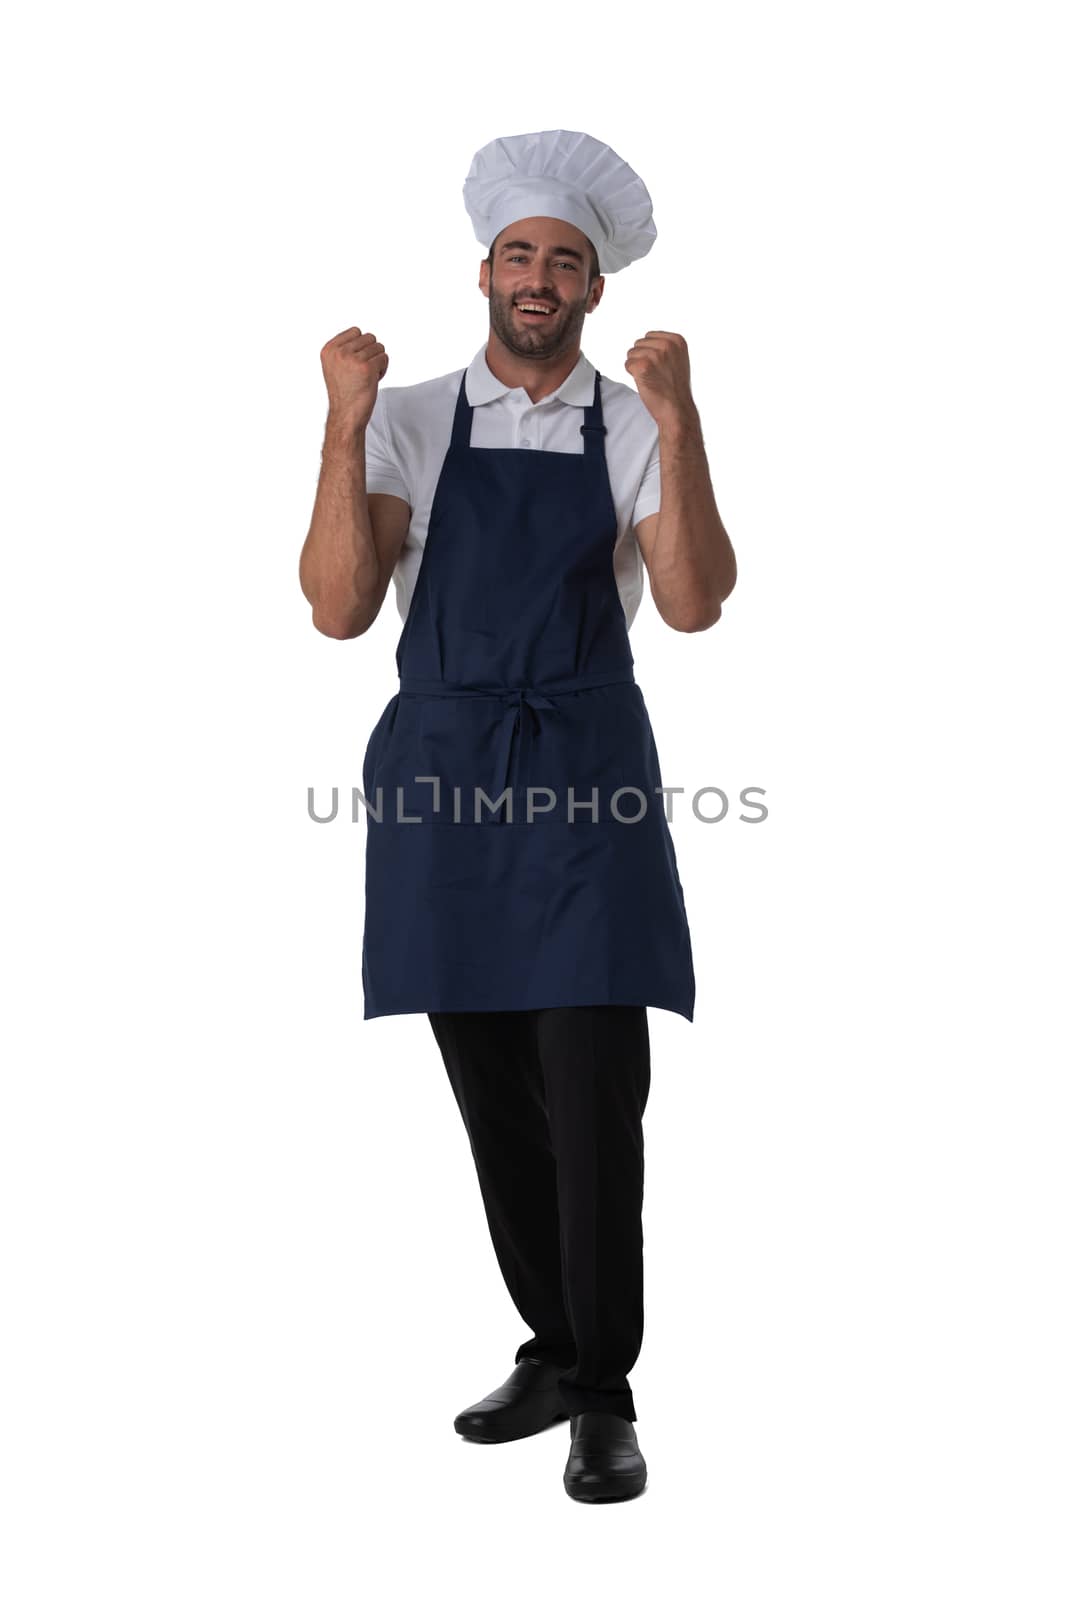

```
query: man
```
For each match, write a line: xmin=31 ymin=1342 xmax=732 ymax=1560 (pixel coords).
xmin=299 ymin=130 xmax=736 ymax=1502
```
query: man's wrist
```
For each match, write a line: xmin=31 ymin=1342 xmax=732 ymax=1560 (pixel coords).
xmin=325 ymin=412 xmax=368 ymax=448
xmin=658 ymin=403 xmax=703 ymax=446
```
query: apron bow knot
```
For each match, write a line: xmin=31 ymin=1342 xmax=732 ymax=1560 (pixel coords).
xmin=491 ymin=687 xmax=559 ymax=819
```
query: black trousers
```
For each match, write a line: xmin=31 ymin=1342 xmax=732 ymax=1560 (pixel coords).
xmin=427 ymin=1005 xmax=651 ymax=1421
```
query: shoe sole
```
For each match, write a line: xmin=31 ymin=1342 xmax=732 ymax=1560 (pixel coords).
xmin=454 ymin=1409 xmax=570 ymax=1444
xmin=564 ymin=1472 xmax=648 ymax=1502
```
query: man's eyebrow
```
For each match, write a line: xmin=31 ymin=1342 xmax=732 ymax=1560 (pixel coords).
xmin=497 ymin=239 xmax=586 ymax=263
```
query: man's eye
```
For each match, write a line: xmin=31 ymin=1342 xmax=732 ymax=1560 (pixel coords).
xmin=507 ymin=256 xmax=577 ymax=270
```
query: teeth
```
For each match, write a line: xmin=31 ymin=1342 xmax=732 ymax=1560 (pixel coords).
xmin=516 ymin=303 xmax=554 ymax=314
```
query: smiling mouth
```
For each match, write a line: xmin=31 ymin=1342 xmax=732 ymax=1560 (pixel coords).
xmin=515 ymin=303 xmax=558 ymax=320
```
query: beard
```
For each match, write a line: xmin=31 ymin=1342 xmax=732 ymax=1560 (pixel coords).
xmin=487 ymin=274 xmax=586 ymax=359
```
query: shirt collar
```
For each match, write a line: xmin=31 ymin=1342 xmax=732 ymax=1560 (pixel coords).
xmin=464 ymin=340 xmax=596 ymax=408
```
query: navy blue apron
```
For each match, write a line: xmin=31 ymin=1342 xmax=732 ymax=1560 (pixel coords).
xmin=360 ymin=366 xmax=696 ymax=1021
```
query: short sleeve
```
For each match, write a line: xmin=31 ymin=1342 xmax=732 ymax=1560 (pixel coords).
xmin=631 ymin=437 xmax=660 ymax=528
xmin=364 ymin=389 xmax=411 ymax=503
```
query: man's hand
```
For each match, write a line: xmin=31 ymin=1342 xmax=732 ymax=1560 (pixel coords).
xmin=624 ymin=331 xmax=698 ymax=430
xmin=320 ymin=327 xmax=390 ymax=431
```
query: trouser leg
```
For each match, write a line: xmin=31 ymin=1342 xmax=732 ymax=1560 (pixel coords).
xmin=427 ymin=1009 xmax=577 ymax=1370
xmin=533 ymin=1005 xmax=651 ymax=1423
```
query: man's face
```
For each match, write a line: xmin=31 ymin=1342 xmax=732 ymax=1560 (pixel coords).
xmin=480 ymin=216 xmax=602 ymax=359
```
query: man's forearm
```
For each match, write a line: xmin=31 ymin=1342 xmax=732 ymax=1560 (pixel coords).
xmin=647 ymin=406 xmax=737 ymax=631
xmin=299 ymin=416 xmax=381 ymax=638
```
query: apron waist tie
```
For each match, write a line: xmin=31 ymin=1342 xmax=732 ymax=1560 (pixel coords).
xmin=397 ymin=671 xmax=635 ymax=822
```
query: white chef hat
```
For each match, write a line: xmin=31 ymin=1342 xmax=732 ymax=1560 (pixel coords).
xmin=462 ymin=128 xmax=657 ymax=275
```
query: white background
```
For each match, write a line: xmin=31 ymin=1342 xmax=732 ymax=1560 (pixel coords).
xmin=2 ymin=1 xmax=1064 ymax=1595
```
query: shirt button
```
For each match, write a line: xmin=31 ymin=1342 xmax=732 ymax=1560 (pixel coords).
xmin=520 ymin=438 xmax=532 ymax=448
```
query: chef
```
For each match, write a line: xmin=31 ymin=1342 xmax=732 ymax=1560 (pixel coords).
xmin=299 ymin=129 xmax=737 ymax=1503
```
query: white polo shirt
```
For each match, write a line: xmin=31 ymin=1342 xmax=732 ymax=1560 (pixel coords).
xmin=363 ymin=341 xmax=661 ymax=630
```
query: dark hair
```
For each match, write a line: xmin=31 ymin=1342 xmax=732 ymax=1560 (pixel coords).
xmin=487 ymin=238 xmax=601 ymax=294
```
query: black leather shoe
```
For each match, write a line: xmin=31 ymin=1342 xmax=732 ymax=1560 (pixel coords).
xmin=563 ymin=1413 xmax=647 ymax=1501
xmin=454 ymin=1358 xmax=569 ymax=1443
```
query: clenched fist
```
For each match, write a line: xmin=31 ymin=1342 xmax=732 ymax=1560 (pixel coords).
xmin=320 ymin=327 xmax=390 ymax=430
xmin=624 ymin=330 xmax=696 ymax=429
